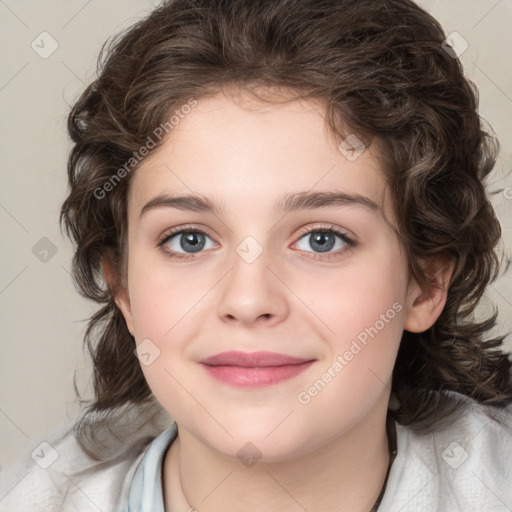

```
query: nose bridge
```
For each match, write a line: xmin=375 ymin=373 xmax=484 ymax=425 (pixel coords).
xmin=216 ymin=234 xmax=288 ymax=326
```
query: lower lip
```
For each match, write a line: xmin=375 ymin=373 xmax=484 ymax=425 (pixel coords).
xmin=200 ymin=361 xmax=315 ymax=388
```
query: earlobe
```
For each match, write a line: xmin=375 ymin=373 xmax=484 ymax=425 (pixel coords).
xmin=114 ymin=288 xmax=135 ymax=336
xmin=403 ymin=256 xmax=455 ymax=333
xmin=102 ymin=254 xmax=135 ymax=336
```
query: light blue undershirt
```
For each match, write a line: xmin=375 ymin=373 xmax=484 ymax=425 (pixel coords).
xmin=127 ymin=424 xmax=179 ymax=512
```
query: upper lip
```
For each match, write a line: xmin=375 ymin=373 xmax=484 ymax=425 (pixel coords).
xmin=200 ymin=351 xmax=314 ymax=367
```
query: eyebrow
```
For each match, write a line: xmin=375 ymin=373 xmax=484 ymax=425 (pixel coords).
xmin=139 ymin=191 xmax=380 ymax=218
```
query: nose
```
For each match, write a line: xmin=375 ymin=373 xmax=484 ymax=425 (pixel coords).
xmin=217 ymin=244 xmax=289 ymax=328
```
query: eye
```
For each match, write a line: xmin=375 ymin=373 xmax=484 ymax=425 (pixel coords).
xmin=157 ymin=224 xmax=355 ymax=262
xmin=158 ymin=226 xmax=217 ymax=260
xmin=293 ymin=225 xmax=355 ymax=257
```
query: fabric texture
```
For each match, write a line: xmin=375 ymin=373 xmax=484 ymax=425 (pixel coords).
xmin=1 ymin=393 xmax=511 ymax=511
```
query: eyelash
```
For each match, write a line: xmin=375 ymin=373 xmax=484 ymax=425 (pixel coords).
xmin=157 ymin=224 xmax=356 ymax=262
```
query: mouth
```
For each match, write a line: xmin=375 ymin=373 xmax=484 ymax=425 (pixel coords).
xmin=198 ymin=351 xmax=316 ymax=388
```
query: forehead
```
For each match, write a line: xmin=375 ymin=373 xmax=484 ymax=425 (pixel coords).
xmin=129 ymin=90 xmax=391 ymax=221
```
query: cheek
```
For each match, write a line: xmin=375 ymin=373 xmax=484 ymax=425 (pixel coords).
xmin=127 ymin=251 xmax=200 ymax=339
xmin=126 ymin=257 xmax=199 ymax=413
xmin=126 ymin=250 xmax=212 ymax=398
xmin=295 ymin=245 xmax=408 ymax=345
xmin=291 ymin=245 xmax=408 ymax=416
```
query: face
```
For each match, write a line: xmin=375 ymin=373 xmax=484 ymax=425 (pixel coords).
xmin=115 ymin=89 xmax=431 ymax=462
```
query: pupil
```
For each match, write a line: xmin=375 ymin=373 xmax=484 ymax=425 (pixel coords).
xmin=180 ymin=232 xmax=205 ymax=253
xmin=310 ymin=231 xmax=334 ymax=253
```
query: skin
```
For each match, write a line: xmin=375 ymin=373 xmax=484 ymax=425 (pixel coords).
xmin=112 ymin=87 xmax=453 ymax=512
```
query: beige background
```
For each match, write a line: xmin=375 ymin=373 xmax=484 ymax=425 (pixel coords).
xmin=0 ymin=0 xmax=511 ymax=469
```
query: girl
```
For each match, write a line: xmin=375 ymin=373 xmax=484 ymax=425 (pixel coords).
xmin=1 ymin=0 xmax=511 ymax=510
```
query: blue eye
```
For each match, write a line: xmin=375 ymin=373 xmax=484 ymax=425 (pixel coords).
xmin=294 ymin=228 xmax=353 ymax=254
xmin=159 ymin=228 xmax=216 ymax=258
xmin=158 ymin=224 xmax=355 ymax=262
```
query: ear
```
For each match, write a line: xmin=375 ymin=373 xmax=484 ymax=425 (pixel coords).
xmin=102 ymin=254 xmax=135 ymax=336
xmin=403 ymin=255 xmax=456 ymax=333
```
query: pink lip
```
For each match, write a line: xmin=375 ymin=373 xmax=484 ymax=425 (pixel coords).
xmin=199 ymin=351 xmax=315 ymax=388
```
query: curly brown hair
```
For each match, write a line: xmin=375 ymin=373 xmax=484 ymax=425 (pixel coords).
xmin=61 ymin=0 xmax=512 ymax=444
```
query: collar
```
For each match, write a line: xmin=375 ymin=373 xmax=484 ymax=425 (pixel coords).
xmin=126 ymin=424 xmax=178 ymax=512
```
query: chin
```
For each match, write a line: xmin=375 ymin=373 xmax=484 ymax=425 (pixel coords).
xmin=198 ymin=420 xmax=317 ymax=463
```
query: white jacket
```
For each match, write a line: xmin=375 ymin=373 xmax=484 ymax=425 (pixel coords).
xmin=1 ymin=394 xmax=511 ymax=511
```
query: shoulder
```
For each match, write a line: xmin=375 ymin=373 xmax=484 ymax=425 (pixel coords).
xmin=380 ymin=392 xmax=512 ymax=512
xmin=0 ymin=400 xmax=173 ymax=512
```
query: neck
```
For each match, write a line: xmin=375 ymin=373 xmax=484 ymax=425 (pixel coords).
xmin=163 ymin=397 xmax=392 ymax=512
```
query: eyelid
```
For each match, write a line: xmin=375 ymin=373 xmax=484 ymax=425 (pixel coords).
xmin=294 ymin=223 xmax=354 ymax=241
xmin=158 ymin=224 xmax=217 ymax=245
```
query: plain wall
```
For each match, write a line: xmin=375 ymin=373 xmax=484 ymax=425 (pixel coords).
xmin=1 ymin=0 xmax=511 ymax=469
